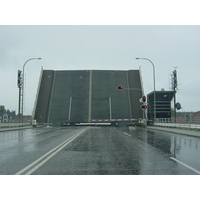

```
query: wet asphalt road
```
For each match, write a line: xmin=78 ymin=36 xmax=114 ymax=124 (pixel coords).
xmin=0 ymin=126 xmax=200 ymax=175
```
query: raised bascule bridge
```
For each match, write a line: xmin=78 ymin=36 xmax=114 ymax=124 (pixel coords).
xmin=33 ymin=69 xmax=144 ymax=126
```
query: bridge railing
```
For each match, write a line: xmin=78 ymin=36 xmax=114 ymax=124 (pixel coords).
xmin=154 ymin=118 xmax=200 ymax=130
xmin=155 ymin=118 xmax=200 ymax=124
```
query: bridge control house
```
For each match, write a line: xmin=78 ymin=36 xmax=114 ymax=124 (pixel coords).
xmin=147 ymin=90 xmax=174 ymax=123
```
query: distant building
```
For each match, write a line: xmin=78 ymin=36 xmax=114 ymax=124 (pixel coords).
xmin=0 ymin=111 xmax=16 ymax=123
xmin=23 ymin=115 xmax=32 ymax=122
xmin=176 ymin=111 xmax=200 ymax=124
xmin=15 ymin=114 xmax=32 ymax=123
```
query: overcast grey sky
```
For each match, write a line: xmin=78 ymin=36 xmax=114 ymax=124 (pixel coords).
xmin=1 ymin=25 xmax=200 ymax=115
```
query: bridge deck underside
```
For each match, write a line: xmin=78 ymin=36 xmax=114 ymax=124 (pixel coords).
xmin=34 ymin=70 xmax=143 ymax=125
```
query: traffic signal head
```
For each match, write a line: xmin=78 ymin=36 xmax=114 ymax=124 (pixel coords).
xmin=117 ymin=85 xmax=125 ymax=90
xmin=17 ymin=70 xmax=22 ymax=88
xmin=140 ymin=105 xmax=148 ymax=109
xmin=142 ymin=96 xmax=146 ymax=103
xmin=175 ymin=102 xmax=181 ymax=110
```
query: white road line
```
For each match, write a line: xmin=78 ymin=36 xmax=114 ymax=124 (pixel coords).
xmin=25 ymin=131 xmax=83 ymax=175
xmin=15 ymin=127 xmax=87 ymax=175
xmin=15 ymin=133 xmax=79 ymax=175
xmin=170 ymin=157 xmax=200 ymax=175
xmin=123 ymin=132 xmax=131 ymax=137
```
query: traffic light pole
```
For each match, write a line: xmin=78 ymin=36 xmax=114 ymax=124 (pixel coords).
xmin=17 ymin=70 xmax=22 ymax=123
xmin=18 ymin=87 xmax=21 ymax=123
xmin=174 ymin=87 xmax=176 ymax=123
xmin=172 ymin=69 xmax=177 ymax=123
xmin=21 ymin=58 xmax=42 ymax=123
xmin=136 ymin=58 xmax=156 ymax=122
xmin=140 ymin=96 xmax=147 ymax=123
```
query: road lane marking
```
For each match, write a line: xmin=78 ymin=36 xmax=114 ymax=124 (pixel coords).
xmin=170 ymin=157 xmax=200 ymax=175
xmin=15 ymin=127 xmax=88 ymax=175
xmin=123 ymin=132 xmax=131 ymax=137
xmin=15 ymin=133 xmax=80 ymax=175
xmin=25 ymin=131 xmax=83 ymax=175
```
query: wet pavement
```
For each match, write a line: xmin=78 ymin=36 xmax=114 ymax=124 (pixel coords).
xmin=0 ymin=126 xmax=200 ymax=175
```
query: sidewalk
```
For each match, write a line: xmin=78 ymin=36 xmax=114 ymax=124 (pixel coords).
xmin=146 ymin=126 xmax=200 ymax=138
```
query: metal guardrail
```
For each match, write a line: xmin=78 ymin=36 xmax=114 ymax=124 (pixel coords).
xmin=155 ymin=117 xmax=200 ymax=124
xmin=154 ymin=122 xmax=200 ymax=130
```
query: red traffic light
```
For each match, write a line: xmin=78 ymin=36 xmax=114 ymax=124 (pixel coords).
xmin=117 ymin=85 xmax=125 ymax=90
xmin=142 ymin=96 xmax=146 ymax=103
xmin=140 ymin=105 xmax=148 ymax=109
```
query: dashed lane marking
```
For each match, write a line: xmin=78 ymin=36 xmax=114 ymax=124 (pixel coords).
xmin=123 ymin=132 xmax=131 ymax=137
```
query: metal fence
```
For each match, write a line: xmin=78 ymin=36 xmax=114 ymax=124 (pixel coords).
xmin=155 ymin=117 xmax=200 ymax=124
xmin=154 ymin=118 xmax=200 ymax=130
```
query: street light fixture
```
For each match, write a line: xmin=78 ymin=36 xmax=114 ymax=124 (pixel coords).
xmin=20 ymin=58 xmax=42 ymax=123
xmin=136 ymin=57 xmax=156 ymax=122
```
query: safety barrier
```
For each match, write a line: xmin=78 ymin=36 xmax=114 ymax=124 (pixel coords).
xmin=154 ymin=122 xmax=200 ymax=130
xmin=90 ymin=119 xmax=138 ymax=122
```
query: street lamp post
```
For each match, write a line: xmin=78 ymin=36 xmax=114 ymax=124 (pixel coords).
xmin=21 ymin=58 xmax=41 ymax=123
xmin=136 ymin=58 xmax=156 ymax=122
